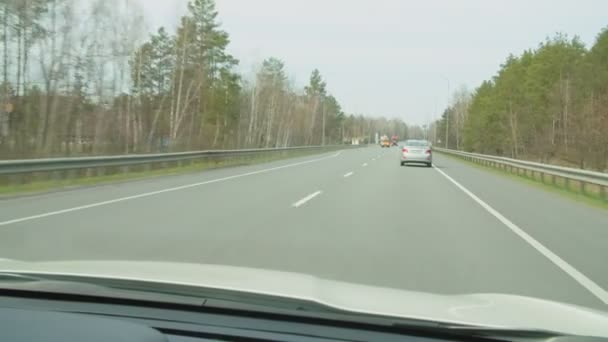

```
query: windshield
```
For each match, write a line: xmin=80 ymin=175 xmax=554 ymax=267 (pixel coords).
xmin=0 ymin=0 xmax=607 ymax=335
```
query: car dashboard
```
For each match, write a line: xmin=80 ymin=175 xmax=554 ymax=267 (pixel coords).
xmin=0 ymin=289 xmax=497 ymax=342
xmin=1 ymin=289 xmax=604 ymax=342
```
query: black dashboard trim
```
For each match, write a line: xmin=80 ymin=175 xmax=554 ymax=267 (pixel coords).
xmin=0 ymin=288 xmax=506 ymax=342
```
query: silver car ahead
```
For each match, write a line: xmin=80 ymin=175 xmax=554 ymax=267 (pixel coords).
xmin=400 ymin=140 xmax=432 ymax=167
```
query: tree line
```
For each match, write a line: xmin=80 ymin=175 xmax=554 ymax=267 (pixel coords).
xmin=434 ymin=29 xmax=608 ymax=171
xmin=0 ymin=0 xmax=409 ymax=158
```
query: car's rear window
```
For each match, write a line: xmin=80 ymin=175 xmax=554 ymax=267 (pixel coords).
xmin=405 ymin=141 xmax=428 ymax=147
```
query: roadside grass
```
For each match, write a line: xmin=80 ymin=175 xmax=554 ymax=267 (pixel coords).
xmin=0 ymin=149 xmax=339 ymax=197
xmin=438 ymin=152 xmax=608 ymax=210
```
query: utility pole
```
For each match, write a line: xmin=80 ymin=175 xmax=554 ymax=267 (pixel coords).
xmin=441 ymin=76 xmax=450 ymax=149
xmin=433 ymin=100 xmax=438 ymax=146
xmin=321 ymin=97 xmax=326 ymax=146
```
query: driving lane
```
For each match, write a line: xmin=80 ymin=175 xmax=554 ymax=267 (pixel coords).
xmin=214 ymin=148 xmax=605 ymax=309
xmin=0 ymin=146 xmax=606 ymax=310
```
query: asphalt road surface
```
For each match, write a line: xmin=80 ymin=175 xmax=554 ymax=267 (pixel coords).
xmin=1 ymin=146 xmax=607 ymax=310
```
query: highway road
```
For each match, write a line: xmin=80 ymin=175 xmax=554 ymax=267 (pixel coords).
xmin=0 ymin=146 xmax=607 ymax=310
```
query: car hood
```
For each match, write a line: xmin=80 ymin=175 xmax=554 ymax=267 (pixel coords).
xmin=0 ymin=259 xmax=607 ymax=337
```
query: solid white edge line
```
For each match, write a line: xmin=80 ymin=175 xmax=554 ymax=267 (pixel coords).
xmin=343 ymin=172 xmax=354 ymax=178
xmin=362 ymin=163 xmax=368 ymax=167
xmin=432 ymin=164 xmax=608 ymax=305
xmin=292 ymin=191 xmax=322 ymax=208
xmin=0 ymin=151 xmax=343 ymax=227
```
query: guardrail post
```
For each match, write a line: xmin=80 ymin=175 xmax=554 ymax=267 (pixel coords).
xmin=601 ymin=186 xmax=607 ymax=202
xmin=51 ymin=170 xmax=63 ymax=181
xmin=8 ymin=174 xmax=22 ymax=185
xmin=67 ymin=169 xmax=77 ymax=180
xmin=581 ymin=181 xmax=586 ymax=195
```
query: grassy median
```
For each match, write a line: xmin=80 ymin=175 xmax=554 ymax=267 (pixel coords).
xmin=437 ymin=152 xmax=608 ymax=210
xmin=0 ymin=148 xmax=343 ymax=197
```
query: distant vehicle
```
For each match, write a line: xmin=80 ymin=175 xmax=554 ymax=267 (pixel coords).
xmin=400 ymin=139 xmax=432 ymax=167
xmin=391 ymin=135 xmax=399 ymax=146
xmin=380 ymin=135 xmax=390 ymax=148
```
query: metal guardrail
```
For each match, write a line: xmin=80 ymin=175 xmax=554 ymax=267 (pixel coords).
xmin=0 ymin=145 xmax=357 ymax=176
xmin=433 ymin=147 xmax=608 ymax=200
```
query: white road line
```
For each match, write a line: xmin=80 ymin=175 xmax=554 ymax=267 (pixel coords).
xmin=0 ymin=152 xmax=343 ymax=227
xmin=292 ymin=191 xmax=322 ymax=208
xmin=433 ymin=165 xmax=608 ymax=305
xmin=372 ymin=158 xmax=376 ymax=161
xmin=362 ymin=163 xmax=368 ymax=167
xmin=343 ymin=172 xmax=354 ymax=178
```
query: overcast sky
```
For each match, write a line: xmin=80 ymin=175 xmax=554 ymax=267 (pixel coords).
xmin=136 ymin=0 xmax=608 ymax=125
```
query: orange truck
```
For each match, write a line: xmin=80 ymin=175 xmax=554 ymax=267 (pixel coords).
xmin=380 ymin=135 xmax=390 ymax=148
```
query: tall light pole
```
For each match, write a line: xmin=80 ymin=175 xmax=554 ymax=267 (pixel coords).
xmin=321 ymin=98 xmax=326 ymax=146
xmin=441 ymin=76 xmax=450 ymax=148
xmin=433 ymin=100 xmax=438 ymax=146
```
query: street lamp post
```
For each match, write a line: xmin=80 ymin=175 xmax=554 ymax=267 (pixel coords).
xmin=321 ymin=100 xmax=326 ymax=146
xmin=441 ymin=76 xmax=450 ymax=149
xmin=433 ymin=100 xmax=438 ymax=146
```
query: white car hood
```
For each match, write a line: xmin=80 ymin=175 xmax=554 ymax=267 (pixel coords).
xmin=0 ymin=259 xmax=607 ymax=337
